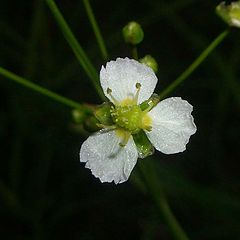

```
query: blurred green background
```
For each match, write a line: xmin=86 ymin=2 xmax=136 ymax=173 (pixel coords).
xmin=1 ymin=0 xmax=240 ymax=239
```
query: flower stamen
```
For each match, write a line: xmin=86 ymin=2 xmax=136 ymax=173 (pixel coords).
xmin=133 ymin=82 xmax=141 ymax=104
xmin=117 ymin=129 xmax=131 ymax=147
xmin=107 ymin=88 xmax=119 ymax=105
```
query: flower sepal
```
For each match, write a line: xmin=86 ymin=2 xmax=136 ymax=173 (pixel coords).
xmin=140 ymin=93 xmax=160 ymax=111
xmin=133 ymin=130 xmax=155 ymax=159
xmin=83 ymin=116 xmax=101 ymax=132
xmin=94 ymin=102 xmax=114 ymax=126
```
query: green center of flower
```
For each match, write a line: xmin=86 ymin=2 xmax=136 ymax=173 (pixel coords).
xmin=111 ymin=105 xmax=143 ymax=133
xmin=107 ymin=83 xmax=152 ymax=134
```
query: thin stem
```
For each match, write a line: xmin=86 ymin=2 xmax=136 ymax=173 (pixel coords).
xmin=83 ymin=0 xmax=108 ymax=61
xmin=45 ymin=0 xmax=105 ymax=100
xmin=159 ymin=29 xmax=229 ymax=99
xmin=139 ymin=162 xmax=189 ymax=240
xmin=0 ymin=67 xmax=92 ymax=113
xmin=131 ymin=46 xmax=138 ymax=60
xmin=154 ymin=192 xmax=189 ymax=240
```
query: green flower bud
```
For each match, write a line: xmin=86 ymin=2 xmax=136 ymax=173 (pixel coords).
xmin=83 ymin=116 xmax=100 ymax=132
xmin=72 ymin=108 xmax=100 ymax=132
xmin=122 ymin=21 xmax=144 ymax=45
xmin=72 ymin=109 xmax=87 ymax=124
xmin=216 ymin=1 xmax=240 ymax=28
xmin=133 ymin=130 xmax=155 ymax=159
xmin=94 ymin=102 xmax=114 ymax=126
xmin=139 ymin=55 xmax=158 ymax=73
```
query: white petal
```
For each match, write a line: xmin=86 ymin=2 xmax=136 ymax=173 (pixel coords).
xmin=100 ymin=57 xmax=158 ymax=104
xmin=145 ymin=97 xmax=196 ymax=154
xmin=80 ymin=130 xmax=138 ymax=184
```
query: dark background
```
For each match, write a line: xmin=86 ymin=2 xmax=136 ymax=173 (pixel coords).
xmin=0 ymin=0 xmax=240 ymax=239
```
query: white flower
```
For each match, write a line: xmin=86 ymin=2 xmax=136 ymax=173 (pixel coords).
xmin=80 ymin=57 xmax=197 ymax=184
xmin=216 ymin=1 xmax=240 ymax=28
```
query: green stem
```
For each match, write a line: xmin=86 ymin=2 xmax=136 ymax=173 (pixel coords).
xmin=83 ymin=0 xmax=108 ymax=61
xmin=131 ymin=46 xmax=138 ymax=60
xmin=45 ymin=0 xmax=105 ymax=100
xmin=0 ymin=67 xmax=92 ymax=113
xmin=139 ymin=162 xmax=189 ymax=240
xmin=155 ymin=192 xmax=189 ymax=240
xmin=159 ymin=29 xmax=229 ymax=99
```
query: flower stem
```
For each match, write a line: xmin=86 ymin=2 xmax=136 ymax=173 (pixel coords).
xmin=83 ymin=0 xmax=108 ymax=61
xmin=138 ymin=161 xmax=189 ymax=240
xmin=45 ymin=0 xmax=105 ymax=100
xmin=159 ymin=29 xmax=229 ymax=99
xmin=131 ymin=46 xmax=139 ymax=60
xmin=154 ymin=191 xmax=189 ymax=240
xmin=0 ymin=67 xmax=92 ymax=113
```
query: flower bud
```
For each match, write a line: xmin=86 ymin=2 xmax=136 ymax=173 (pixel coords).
xmin=83 ymin=116 xmax=100 ymax=132
xmin=216 ymin=1 xmax=240 ymax=27
xmin=133 ymin=130 xmax=154 ymax=159
xmin=94 ymin=102 xmax=113 ymax=126
xmin=122 ymin=21 xmax=144 ymax=45
xmin=139 ymin=55 xmax=158 ymax=73
xmin=72 ymin=109 xmax=86 ymax=124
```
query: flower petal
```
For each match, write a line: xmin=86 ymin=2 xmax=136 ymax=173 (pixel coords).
xmin=145 ymin=97 xmax=196 ymax=154
xmin=80 ymin=130 xmax=138 ymax=184
xmin=100 ymin=57 xmax=158 ymax=104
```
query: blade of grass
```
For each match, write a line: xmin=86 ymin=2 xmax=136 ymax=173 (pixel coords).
xmin=83 ymin=0 xmax=108 ymax=61
xmin=45 ymin=0 xmax=105 ymax=100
